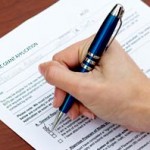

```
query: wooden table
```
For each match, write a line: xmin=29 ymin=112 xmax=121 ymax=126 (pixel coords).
xmin=0 ymin=0 xmax=149 ymax=149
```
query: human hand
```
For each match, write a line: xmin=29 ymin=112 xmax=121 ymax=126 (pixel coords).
xmin=39 ymin=36 xmax=150 ymax=132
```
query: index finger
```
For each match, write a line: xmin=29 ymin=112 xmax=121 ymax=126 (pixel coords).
xmin=52 ymin=35 xmax=95 ymax=69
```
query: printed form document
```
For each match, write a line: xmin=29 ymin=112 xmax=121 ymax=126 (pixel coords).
xmin=0 ymin=0 xmax=150 ymax=149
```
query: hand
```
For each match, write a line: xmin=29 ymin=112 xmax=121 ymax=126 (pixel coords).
xmin=39 ymin=36 xmax=150 ymax=132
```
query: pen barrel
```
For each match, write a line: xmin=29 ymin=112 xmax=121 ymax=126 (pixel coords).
xmin=59 ymin=94 xmax=75 ymax=113
xmin=59 ymin=64 xmax=89 ymax=114
xmin=88 ymin=14 xmax=119 ymax=56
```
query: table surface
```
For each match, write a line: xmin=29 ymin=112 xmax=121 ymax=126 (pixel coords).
xmin=0 ymin=0 xmax=149 ymax=149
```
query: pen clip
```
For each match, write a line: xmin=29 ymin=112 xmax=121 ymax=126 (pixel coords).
xmin=105 ymin=18 xmax=122 ymax=50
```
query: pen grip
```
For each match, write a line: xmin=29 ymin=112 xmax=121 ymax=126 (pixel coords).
xmin=59 ymin=65 xmax=89 ymax=113
xmin=59 ymin=94 xmax=75 ymax=113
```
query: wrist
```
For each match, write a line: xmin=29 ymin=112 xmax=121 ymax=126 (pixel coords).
xmin=131 ymin=77 xmax=150 ymax=132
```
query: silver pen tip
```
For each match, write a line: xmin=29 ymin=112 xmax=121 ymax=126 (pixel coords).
xmin=51 ymin=111 xmax=64 ymax=131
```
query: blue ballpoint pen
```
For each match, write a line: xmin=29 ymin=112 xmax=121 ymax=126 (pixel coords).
xmin=52 ymin=4 xmax=124 ymax=130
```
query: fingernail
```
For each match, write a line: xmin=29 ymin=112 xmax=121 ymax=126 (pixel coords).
xmin=38 ymin=64 xmax=45 ymax=75
xmin=83 ymin=112 xmax=95 ymax=119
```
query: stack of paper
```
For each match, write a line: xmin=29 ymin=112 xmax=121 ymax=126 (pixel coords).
xmin=0 ymin=0 xmax=150 ymax=149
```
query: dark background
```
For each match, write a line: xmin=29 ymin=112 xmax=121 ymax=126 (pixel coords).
xmin=0 ymin=0 xmax=149 ymax=149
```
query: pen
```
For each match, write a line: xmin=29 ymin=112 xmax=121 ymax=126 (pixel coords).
xmin=52 ymin=4 xmax=124 ymax=130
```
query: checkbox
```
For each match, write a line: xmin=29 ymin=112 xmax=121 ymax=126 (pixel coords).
xmin=52 ymin=133 xmax=57 ymax=138
xmin=58 ymin=139 xmax=63 ymax=143
xmin=49 ymin=131 xmax=53 ymax=136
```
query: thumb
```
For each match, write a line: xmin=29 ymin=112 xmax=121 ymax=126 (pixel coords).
xmin=39 ymin=61 xmax=87 ymax=100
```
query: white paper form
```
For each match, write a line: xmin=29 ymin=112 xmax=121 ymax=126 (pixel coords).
xmin=0 ymin=0 xmax=150 ymax=149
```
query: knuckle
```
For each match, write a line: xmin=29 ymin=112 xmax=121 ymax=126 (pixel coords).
xmin=52 ymin=53 xmax=66 ymax=66
xmin=52 ymin=53 xmax=60 ymax=61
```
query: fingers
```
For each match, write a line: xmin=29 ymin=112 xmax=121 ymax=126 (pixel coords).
xmin=52 ymin=41 xmax=81 ymax=68
xmin=79 ymin=104 xmax=95 ymax=119
xmin=52 ymin=35 xmax=95 ymax=68
xmin=68 ymin=102 xmax=95 ymax=120
xmin=54 ymin=87 xmax=95 ymax=120
xmin=39 ymin=60 xmax=88 ymax=100
xmin=39 ymin=35 xmax=99 ymax=122
xmin=67 ymin=102 xmax=80 ymax=120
